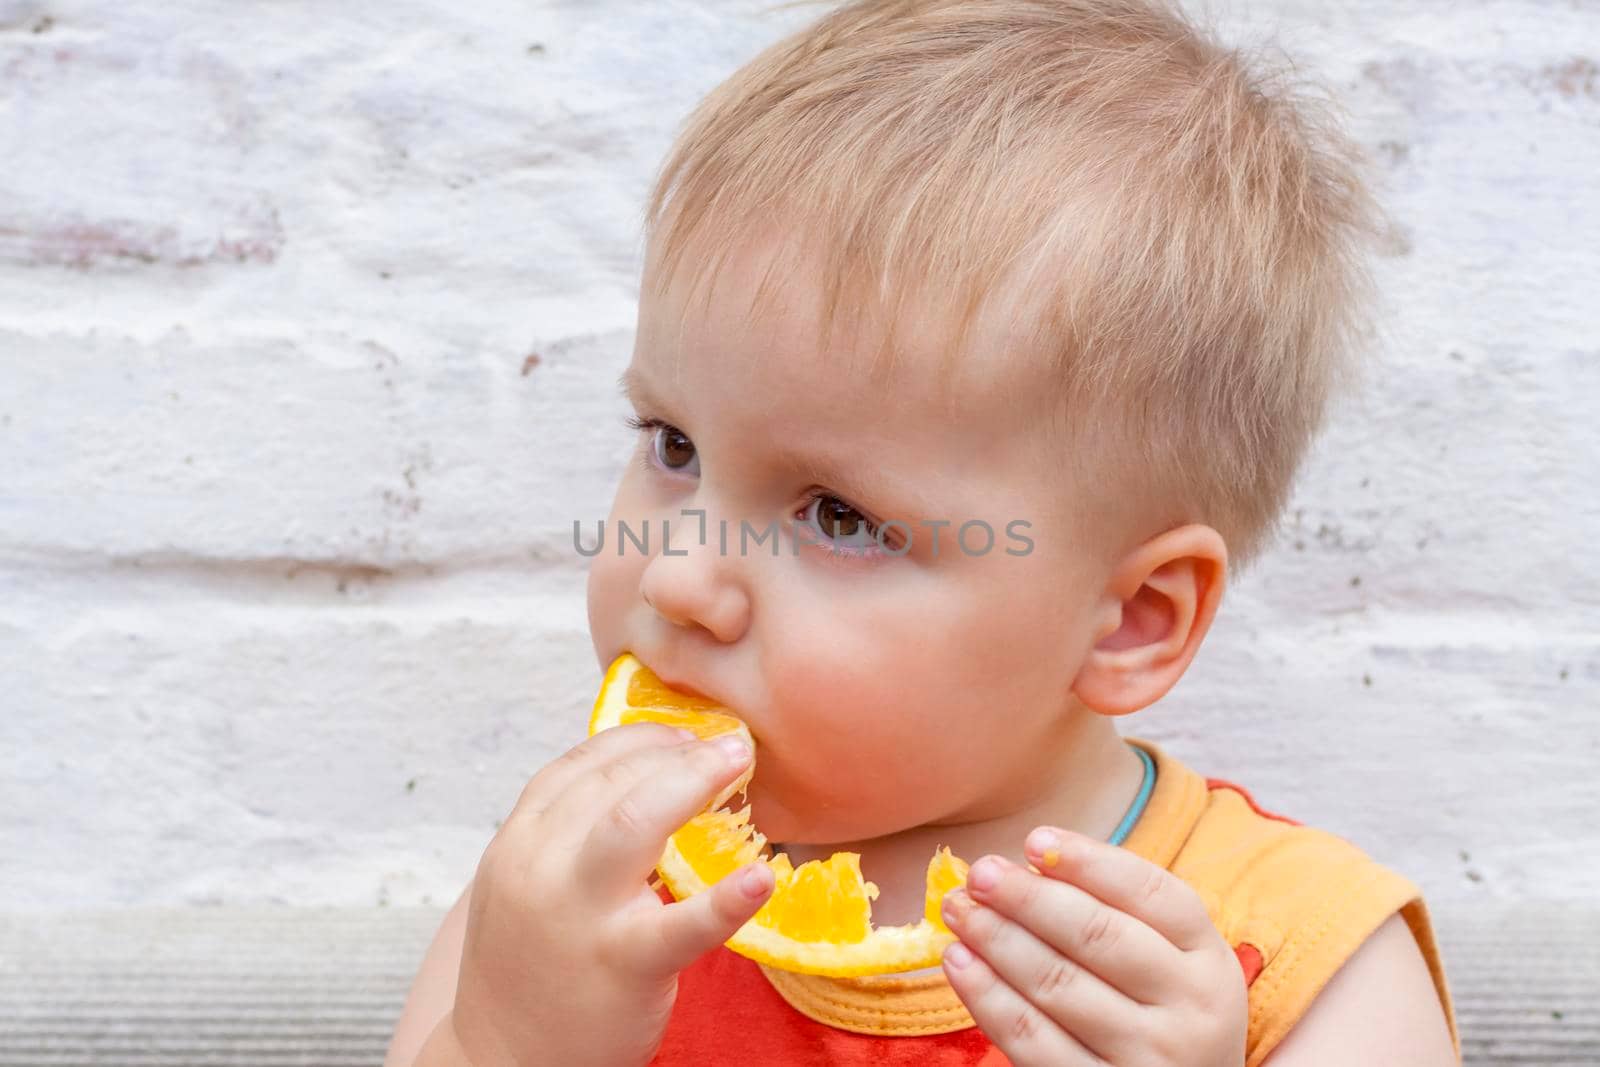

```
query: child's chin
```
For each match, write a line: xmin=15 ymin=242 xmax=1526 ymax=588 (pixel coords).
xmin=743 ymin=785 xmax=862 ymax=849
xmin=741 ymin=783 xmax=807 ymax=846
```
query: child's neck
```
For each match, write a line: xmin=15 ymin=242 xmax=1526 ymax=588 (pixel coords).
xmin=770 ymin=717 xmax=1148 ymax=932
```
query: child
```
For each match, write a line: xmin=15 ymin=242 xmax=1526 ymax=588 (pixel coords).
xmin=388 ymin=1 xmax=1461 ymax=1063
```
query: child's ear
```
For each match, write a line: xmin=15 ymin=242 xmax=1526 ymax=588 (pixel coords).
xmin=1071 ymin=523 xmax=1228 ymax=717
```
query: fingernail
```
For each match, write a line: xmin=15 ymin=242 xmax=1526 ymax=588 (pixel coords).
xmin=942 ymin=889 xmax=970 ymax=923
xmin=944 ymin=942 xmax=974 ymax=969
xmin=740 ymin=864 xmax=772 ymax=898
xmin=1026 ymin=827 xmax=1062 ymax=868
xmin=968 ymin=857 xmax=1002 ymax=892
xmin=675 ymin=728 xmax=699 ymax=742
xmin=713 ymin=735 xmax=751 ymax=767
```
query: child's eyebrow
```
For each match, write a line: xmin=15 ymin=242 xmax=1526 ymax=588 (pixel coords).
xmin=617 ymin=367 xmax=941 ymax=520
xmin=618 ymin=366 xmax=665 ymax=412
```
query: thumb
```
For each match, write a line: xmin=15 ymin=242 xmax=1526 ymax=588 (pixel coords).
xmin=635 ymin=862 xmax=775 ymax=981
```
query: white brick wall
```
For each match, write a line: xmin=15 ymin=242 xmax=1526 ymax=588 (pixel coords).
xmin=2 ymin=1 xmax=1596 ymax=910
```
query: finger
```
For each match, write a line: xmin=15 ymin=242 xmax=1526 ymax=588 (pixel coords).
xmin=628 ymin=860 xmax=775 ymax=982
xmin=575 ymin=735 xmax=754 ymax=892
xmin=1025 ymin=826 xmax=1216 ymax=953
xmin=963 ymin=853 xmax=1181 ymax=1005
xmin=941 ymin=933 xmax=1100 ymax=1067
xmin=536 ymin=733 xmax=716 ymax=855
xmin=506 ymin=721 xmax=694 ymax=826
xmin=942 ymin=885 xmax=1144 ymax=1063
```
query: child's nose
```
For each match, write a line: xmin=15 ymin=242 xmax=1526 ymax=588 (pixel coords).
xmin=638 ymin=548 xmax=751 ymax=643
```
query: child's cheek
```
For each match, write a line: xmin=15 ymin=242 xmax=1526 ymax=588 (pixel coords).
xmin=755 ymin=650 xmax=961 ymax=832
xmin=584 ymin=544 xmax=642 ymax=665
xmin=764 ymin=648 xmax=895 ymax=754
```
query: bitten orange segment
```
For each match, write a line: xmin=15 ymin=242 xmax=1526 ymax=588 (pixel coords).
xmin=753 ymin=851 xmax=877 ymax=944
xmin=588 ymin=653 xmax=970 ymax=977
xmin=672 ymin=807 xmax=769 ymax=885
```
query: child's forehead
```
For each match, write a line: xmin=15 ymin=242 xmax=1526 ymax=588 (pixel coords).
xmin=635 ymin=228 xmax=1054 ymax=421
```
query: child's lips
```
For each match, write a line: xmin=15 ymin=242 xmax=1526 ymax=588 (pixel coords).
xmin=640 ymin=657 xmax=724 ymax=705
xmin=666 ymin=677 xmax=716 ymax=701
xmin=635 ymin=652 xmax=760 ymax=739
xmin=650 ymin=669 xmax=717 ymax=704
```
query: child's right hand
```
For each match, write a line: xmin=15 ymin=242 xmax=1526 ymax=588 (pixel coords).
xmin=442 ymin=721 xmax=774 ymax=1067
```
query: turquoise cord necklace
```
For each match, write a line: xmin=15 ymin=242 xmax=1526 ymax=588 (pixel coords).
xmin=1106 ymin=742 xmax=1157 ymax=847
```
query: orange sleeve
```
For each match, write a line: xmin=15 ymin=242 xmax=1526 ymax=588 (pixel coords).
xmin=1174 ymin=787 xmax=1460 ymax=1066
xmin=1209 ymin=824 xmax=1460 ymax=1066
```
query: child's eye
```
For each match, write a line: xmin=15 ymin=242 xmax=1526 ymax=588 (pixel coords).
xmin=799 ymin=494 xmax=897 ymax=554
xmin=627 ymin=415 xmax=699 ymax=476
xmin=623 ymin=414 xmax=901 ymax=559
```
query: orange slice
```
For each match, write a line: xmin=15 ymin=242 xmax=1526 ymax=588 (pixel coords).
xmin=588 ymin=652 xmax=970 ymax=977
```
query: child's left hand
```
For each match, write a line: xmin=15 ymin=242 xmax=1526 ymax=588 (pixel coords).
xmin=940 ymin=826 xmax=1248 ymax=1067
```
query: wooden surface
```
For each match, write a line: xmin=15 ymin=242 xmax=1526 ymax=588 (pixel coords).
xmin=1 ymin=899 xmax=1594 ymax=1065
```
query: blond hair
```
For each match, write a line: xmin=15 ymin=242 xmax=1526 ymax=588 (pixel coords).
xmin=641 ymin=0 xmax=1386 ymax=573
